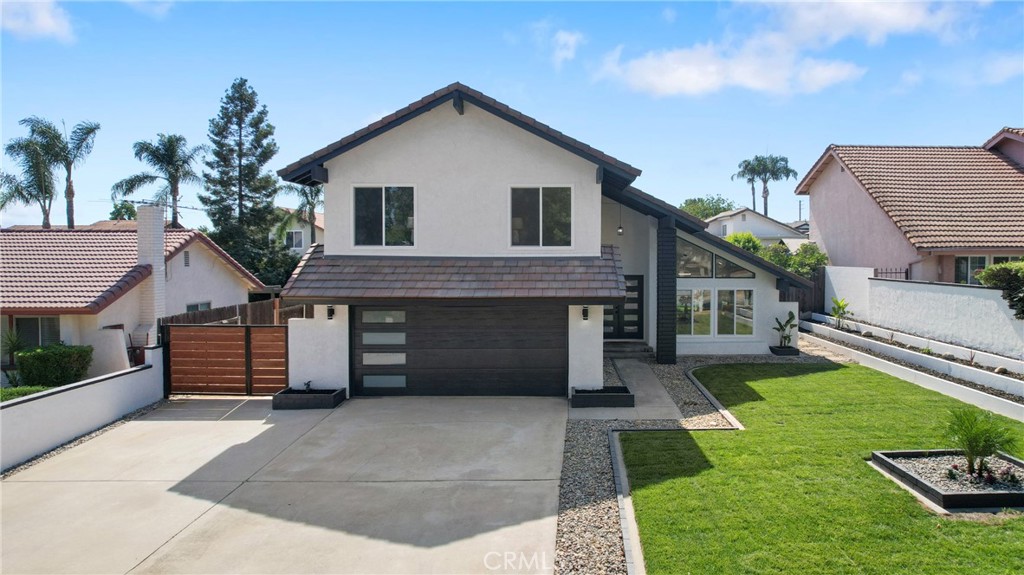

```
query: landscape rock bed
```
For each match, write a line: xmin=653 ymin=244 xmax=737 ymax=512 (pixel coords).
xmin=889 ymin=454 xmax=1024 ymax=494
xmin=803 ymin=330 xmax=1024 ymax=406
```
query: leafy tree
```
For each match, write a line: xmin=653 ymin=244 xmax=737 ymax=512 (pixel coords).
xmin=1 ymin=133 xmax=57 ymax=227
xmin=760 ymin=243 xmax=792 ymax=269
xmin=789 ymin=242 xmax=829 ymax=278
xmin=109 ymin=200 xmax=137 ymax=220
xmin=274 ymin=183 xmax=324 ymax=244
xmin=733 ymin=154 xmax=798 ymax=216
xmin=724 ymin=231 xmax=762 ymax=254
xmin=111 ymin=134 xmax=204 ymax=228
xmin=731 ymin=158 xmax=759 ymax=210
xmin=200 ymin=78 xmax=285 ymax=284
xmin=680 ymin=194 xmax=736 ymax=220
xmin=977 ymin=261 xmax=1024 ymax=319
xmin=18 ymin=117 xmax=100 ymax=229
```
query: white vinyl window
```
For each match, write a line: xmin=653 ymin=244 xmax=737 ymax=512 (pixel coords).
xmin=285 ymin=231 xmax=303 ymax=249
xmin=511 ymin=187 xmax=572 ymax=246
xmin=186 ymin=302 xmax=212 ymax=313
xmin=6 ymin=317 xmax=61 ymax=349
xmin=354 ymin=186 xmax=415 ymax=246
xmin=676 ymin=289 xmax=754 ymax=337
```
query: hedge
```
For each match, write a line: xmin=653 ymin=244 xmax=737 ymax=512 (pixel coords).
xmin=977 ymin=261 xmax=1024 ymax=319
xmin=14 ymin=344 xmax=93 ymax=388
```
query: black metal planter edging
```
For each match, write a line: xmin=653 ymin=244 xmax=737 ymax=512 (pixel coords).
xmin=872 ymin=449 xmax=1024 ymax=509
xmin=769 ymin=345 xmax=800 ymax=356
xmin=571 ymin=386 xmax=635 ymax=408
xmin=272 ymin=388 xmax=346 ymax=410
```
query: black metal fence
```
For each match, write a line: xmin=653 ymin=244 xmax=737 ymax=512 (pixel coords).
xmin=874 ymin=268 xmax=909 ymax=280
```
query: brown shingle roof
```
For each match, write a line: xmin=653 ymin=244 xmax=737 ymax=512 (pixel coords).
xmin=796 ymin=145 xmax=1024 ymax=250
xmin=281 ymin=244 xmax=626 ymax=304
xmin=0 ymin=229 xmax=263 ymax=314
xmin=278 ymin=82 xmax=641 ymax=183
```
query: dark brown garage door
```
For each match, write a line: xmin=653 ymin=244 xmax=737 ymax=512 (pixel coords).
xmin=351 ymin=305 xmax=567 ymax=396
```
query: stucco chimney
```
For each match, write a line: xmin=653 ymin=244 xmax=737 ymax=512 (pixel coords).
xmin=136 ymin=205 xmax=166 ymax=345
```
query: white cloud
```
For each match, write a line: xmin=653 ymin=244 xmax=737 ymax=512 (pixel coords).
xmin=597 ymin=1 xmax=977 ymax=97
xmin=1 ymin=1 xmax=74 ymax=43
xmin=552 ymin=29 xmax=584 ymax=69
xmin=893 ymin=69 xmax=924 ymax=93
xmin=661 ymin=7 xmax=677 ymax=24
xmin=980 ymin=53 xmax=1024 ymax=85
xmin=122 ymin=1 xmax=175 ymax=19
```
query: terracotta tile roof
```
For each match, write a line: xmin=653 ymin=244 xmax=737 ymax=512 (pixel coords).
xmin=0 ymin=229 xmax=263 ymax=314
xmin=281 ymin=244 xmax=626 ymax=304
xmin=797 ymin=145 xmax=1024 ymax=250
xmin=278 ymin=82 xmax=641 ymax=184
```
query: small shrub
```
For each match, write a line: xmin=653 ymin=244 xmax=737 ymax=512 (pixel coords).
xmin=0 ymin=386 xmax=50 ymax=402
xmin=830 ymin=297 xmax=853 ymax=331
xmin=976 ymin=261 xmax=1024 ymax=319
xmin=772 ymin=311 xmax=797 ymax=347
xmin=944 ymin=408 xmax=1020 ymax=475
xmin=15 ymin=344 xmax=93 ymax=388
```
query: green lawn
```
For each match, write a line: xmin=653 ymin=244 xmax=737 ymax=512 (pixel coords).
xmin=620 ymin=363 xmax=1024 ymax=575
xmin=0 ymin=386 xmax=50 ymax=402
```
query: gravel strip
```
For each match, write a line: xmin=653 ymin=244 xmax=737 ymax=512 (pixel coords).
xmin=889 ymin=454 xmax=1024 ymax=493
xmin=803 ymin=331 xmax=1024 ymax=406
xmin=603 ymin=359 xmax=623 ymax=387
xmin=1 ymin=399 xmax=167 ymax=479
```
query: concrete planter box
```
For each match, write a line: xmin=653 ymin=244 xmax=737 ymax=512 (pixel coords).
xmin=571 ymin=386 xmax=635 ymax=408
xmin=272 ymin=388 xmax=345 ymax=410
xmin=801 ymin=319 xmax=1024 ymax=399
xmin=769 ymin=345 xmax=800 ymax=356
xmin=872 ymin=449 xmax=1024 ymax=509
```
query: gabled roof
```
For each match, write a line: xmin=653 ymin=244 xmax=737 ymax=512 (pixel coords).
xmin=278 ymin=82 xmax=641 ymax=189
xmin=279 ymin=207 xmax=325 ymax=230
xmin=0 ymin=228 xmax=264 ymax=315
xmin=704 ymin=207 xmax=806 ymax=237
xmin=282 ymin=244 xmax=626 ymax=305
xmin=795 ymin=145 xmax=1024 ymax=250
xmin=983 ymin=127 xmax=1024 ymax=150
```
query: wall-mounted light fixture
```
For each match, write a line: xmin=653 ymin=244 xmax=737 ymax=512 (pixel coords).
xmin=582 ymin=305 xmax=590 ymax=321
xmin=617 ymin=203 xmax=624 ymax=236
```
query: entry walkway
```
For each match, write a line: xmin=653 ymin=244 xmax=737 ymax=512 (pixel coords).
xmin=569 ymin=359 xmax=684 ymax=420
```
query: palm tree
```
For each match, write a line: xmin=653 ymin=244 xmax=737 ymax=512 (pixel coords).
xmin=731 ymin=159 xmax=759 ymax=210
xmin=1 ymin=134 xmax=57 ymax=228
xmin=275 ymin=183 xmax=324 ymax=244
xmin=757 ymin=155 xmax=798 ymax=217
xmin=111 ymin=134 xmax=204 ymax=228
xmin=20 ymin=117 xmax=100 ymax=229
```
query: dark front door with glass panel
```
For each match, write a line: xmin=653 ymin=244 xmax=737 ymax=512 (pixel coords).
xmin=604 ymin=275 xmax=644 ymax=339
xmin=351 ymin=305 xmax=568 ymax=396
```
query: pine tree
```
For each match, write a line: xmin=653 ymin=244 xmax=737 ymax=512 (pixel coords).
xmin=200 ymin=78 xmax=288 ymax=282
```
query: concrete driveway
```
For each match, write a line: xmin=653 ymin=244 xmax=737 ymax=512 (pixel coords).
xmin=1 ymin=396 xmax=567 ymax=574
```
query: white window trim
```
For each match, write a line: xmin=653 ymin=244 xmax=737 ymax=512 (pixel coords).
xmin=675 ymin=286 xmax=757 ymax=340
xmin=186 ymin=302 xmax=212 ymax=313
xmin=285 ymin=230 xmax=304 ymax=249
xmin=508 ymin=185 xmax=574 ymax=249
xmin=350 ymin=184 xmax=417 ymax=249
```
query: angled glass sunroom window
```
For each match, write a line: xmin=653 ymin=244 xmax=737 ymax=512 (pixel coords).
xmin=715 ymin=256 xmax=755 ymax=278
xmin=677 ymin=238 xmax=713 ymax=278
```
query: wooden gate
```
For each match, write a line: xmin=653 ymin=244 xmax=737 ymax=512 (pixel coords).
xmin=164 ymin=325 xmax=287 ymax=395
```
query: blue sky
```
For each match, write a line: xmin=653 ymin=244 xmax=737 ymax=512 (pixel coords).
xmin=3 ymin=1 xmax=1022 ymax=229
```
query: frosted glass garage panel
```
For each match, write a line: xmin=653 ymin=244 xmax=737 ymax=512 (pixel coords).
xmin=362 ymin=332 xmax=406 ymax=345
xmin=363 ymin=375 xmax=407 ymax=388
xmin=362 ymin=311 xmax=406 ymax=324
xmin=363 ymin=353 xmax=406 ymax=365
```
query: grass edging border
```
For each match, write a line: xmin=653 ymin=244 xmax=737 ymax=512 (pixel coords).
xmin=871 ymin=450 xmax=1024 ymax=510
xmin=685 ymin=368 xmax=745 ymax=430
xmin=800 ymin=333 xmax=1024 ymax=422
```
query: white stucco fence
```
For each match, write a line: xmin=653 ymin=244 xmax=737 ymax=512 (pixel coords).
xmin=1 ymin=346 xmax=165 ymax=472
xmin=824 ymin=267 xmax=1024 ymax=360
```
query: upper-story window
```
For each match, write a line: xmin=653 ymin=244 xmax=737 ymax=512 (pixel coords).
xmin=285 ymin=231 xmax=303 ymax=249
xmin=677 ymin=238 xmax=755 ymax=278
xmin=511 ymin=187 xmax=571 ymax=247
xmin=354 ymin=186 xmax=414 ymax=246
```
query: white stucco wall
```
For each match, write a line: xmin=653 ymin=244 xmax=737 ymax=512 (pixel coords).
xmin=323 ymin=102 xmax=602 ymax=257
xmin=568 ymin=305 xmax=603 ymax=390
xmin=288 ymin=305 xmax=349 ymax=390
xmin=867 ymin=279 xmax=1024 ymax=360
xmin=1 ymin=346 xmax=164 ymax=471
xmin=166 ymin=243 xmax=252 ymax=315
xmin=674 ymin=233 xmax=798 ymax=354
xmin=600 ymin=201 xmax=657 ymax=344
xmin=710 ymin=212 xmax=804 ymax=241
xmin=823 ymin=266 xmax=874 ymax=319
xmin=807 ymin=158 xmax=920 ymax=271
xmin=271 ymin=219 xmax=324 ymax=254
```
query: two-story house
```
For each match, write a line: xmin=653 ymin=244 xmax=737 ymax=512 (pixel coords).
xmin=795 ymin=127 xmax=1024 ymax=283
xmin=272 ymin=207 xmax=325 ymax=255
xmin=704 ymin=207 xmax=809 ymax=251
xmin=278 ymin=83 xmax=807 ymax=396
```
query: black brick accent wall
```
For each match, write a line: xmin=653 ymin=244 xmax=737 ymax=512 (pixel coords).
xmin=656 ymin=217 xmax=677 ymax=364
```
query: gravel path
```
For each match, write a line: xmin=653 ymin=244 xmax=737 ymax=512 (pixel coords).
xmin=890 ymin=454 xmax=1024 ymax=493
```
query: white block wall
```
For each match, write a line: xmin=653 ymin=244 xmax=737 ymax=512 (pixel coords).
xmin=288 ymin=305 xmax=349 ymax=390
xmin=568 ymin=305 xmax=603 ymax=391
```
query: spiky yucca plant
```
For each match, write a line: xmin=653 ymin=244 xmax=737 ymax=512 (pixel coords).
xmin=944 ymin=408 xmax=1019 ymax=475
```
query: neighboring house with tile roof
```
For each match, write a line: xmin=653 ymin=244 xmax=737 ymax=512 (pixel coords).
xmin=277 ymin=82 xmax=808 ymax=397
xmin=795 ymin=128 xmax=1024 ymax=283
xmin=1 ymin=207 xmax=264 ymax=380
xmin=704 ymin=207 xmax=808 ymax=246
xmin=271 ymin=207 xmax=325 ymax=254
